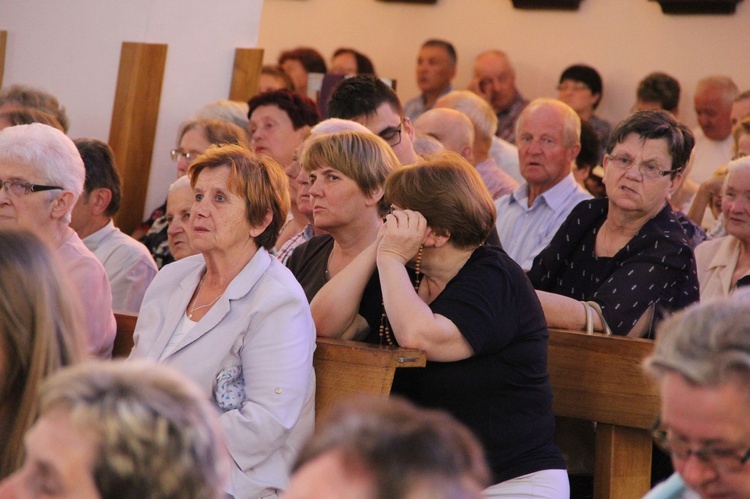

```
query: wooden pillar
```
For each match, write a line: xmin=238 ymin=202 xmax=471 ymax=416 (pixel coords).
xmin=0 ymin=31 xmax=7 ymax=88
xmin=108 ymin=42 xmax=167 ymax=235
xmin=228 ymin=48 xmax=264 ymax=102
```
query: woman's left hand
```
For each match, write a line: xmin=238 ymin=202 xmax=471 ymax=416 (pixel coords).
xmin=377 ymin=209 xmax=429 ymax=265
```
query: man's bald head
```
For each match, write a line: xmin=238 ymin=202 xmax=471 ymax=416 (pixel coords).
xmin=414 ymin=108 xmax=474 ymax=163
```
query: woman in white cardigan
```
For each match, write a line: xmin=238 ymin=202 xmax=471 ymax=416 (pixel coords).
xmin=695 ymin=156 xmax=750 ymax=298
xmin=130 ymin=144 xmax=316 ymax=499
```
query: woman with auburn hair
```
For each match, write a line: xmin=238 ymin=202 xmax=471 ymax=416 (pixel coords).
xmin=311 ymin=151 xmax=567 ymax=496
xmin=130 ymin=144 xmax=316 ymax=499
xmin=0 ymin=228 xmax=83 ymax=479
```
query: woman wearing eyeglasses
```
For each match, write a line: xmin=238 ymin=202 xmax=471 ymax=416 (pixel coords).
xmin=643 ymin=296 xmax=750 ymax=499
xmin=137 ymin=118 xmax=250 ymax=268
xmin=527 ymin=110 xmax=699 ymax=338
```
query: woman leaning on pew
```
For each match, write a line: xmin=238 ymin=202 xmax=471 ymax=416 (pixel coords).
xmin=311 ymin=151 xmax=569 ymax=498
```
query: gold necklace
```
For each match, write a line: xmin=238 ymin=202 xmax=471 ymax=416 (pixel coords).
xmin=379 ymin=245 xmax=423 ymax=346
xmin=188 ymin=276 xmax=222 ymax=319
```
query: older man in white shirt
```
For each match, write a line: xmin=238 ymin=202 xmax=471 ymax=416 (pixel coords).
xmin=71 ymin=138 xmax=157 ymax=313
xmin=495 ymin=99 xmax=591 ymax=270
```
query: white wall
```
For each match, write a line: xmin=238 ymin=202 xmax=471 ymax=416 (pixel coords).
xmin=259 ymin=0 xmax=749 ymax=131
xmin=2 ymin=0 xmax=263 ymax=216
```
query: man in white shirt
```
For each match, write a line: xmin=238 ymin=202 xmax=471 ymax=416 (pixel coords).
xmin=495 ymin=99 xmax=591 ymax=270
xmin=71 ymin=138 xmax=157 ymax=313
xmin=689 ymin=76 xmax=737 ymax=184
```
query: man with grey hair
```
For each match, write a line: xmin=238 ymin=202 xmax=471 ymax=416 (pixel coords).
xmin=414 ymin=108 xmax=474 ymax=162
xmin=0 ymin=123 xmax=116 ymax=358
xmin=643 ymin=294 xmax=750 ymax=498
xmin=421 ymin=94 xmax=517 ymax=200
xmin=495 ymin=98 xmax=591 ymax=270
xmin=689 ymin=76 xmax=738 ymax=184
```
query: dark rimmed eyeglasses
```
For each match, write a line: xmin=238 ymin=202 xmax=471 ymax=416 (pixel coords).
xmin=651 ymin=418 xmax=750 ymax=472
xmin=0 ymin=179 xmax=63 ymax=197
xmin=378 ymin=122 xmax=402 ymax=147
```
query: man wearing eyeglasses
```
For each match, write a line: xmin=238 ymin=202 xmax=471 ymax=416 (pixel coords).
xmin=644 ymin=295 xmax=750 ymax=499
xmin=327 ymin=75 xmax=420 ymax=166
xmin=0 ymin=123 xmax=116 ymax=358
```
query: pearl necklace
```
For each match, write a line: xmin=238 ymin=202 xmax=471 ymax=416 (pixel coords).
xmin=188 ymin=275 xmax=222 ymax=319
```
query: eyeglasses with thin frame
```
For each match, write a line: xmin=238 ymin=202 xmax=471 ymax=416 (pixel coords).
xmin=170 ymin=149 xmax=201 ymax=164
xmin=606 ymin=154 xmax=681 ymax=179
xmin=378 ymin=122 xmax=402 ymax=147
xmin=0 ymin=179 xmax=63 ymax=197
xmin=651 ymin=418 xmax=750 ymax=472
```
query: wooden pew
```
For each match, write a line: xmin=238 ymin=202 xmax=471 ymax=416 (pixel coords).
xmin=113 ymin=313 xmax=427 ymax=419
xmin=312 ymin=337 xmax=426 ymax=420
xmin=112 ymin=311 xmax=138 ymax=358
xmin=548 ymin=329 xmax=659 ymax=499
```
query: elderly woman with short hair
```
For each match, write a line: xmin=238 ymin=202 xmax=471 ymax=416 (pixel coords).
xmin=643 ymin=295 xmax=750 ymax=498
xmin=312 ymin=151 xmax=568 ymax=496
xmin=694 ymin=156 xmax=750 ymax=298
xmin=528 ymin=111 xmax=699 ymax=338
xmin=131 ymin=144 xmax=316 ymax=499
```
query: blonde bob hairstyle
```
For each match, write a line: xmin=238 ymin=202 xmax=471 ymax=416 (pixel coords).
xmin=0 ymin=229 xmax=83 ymax=479
xmin=300 ymin=130 xmax=399 ymax=214
xmin=37 ymin=360 xmax=229 ymax=499
xmin=384 ymin=151 xmax=496 ymax=249
xmin=189 ymin=144 xmax=290 ymax=251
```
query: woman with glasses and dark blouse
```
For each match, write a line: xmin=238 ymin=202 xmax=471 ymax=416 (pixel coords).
xmin=528 ymin=111 xmax=699 ymax=338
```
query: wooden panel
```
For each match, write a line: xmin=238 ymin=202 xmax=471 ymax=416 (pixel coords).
xmin=548 ymin=329 xmax=659 ymax=430
xmin=594 ymin=424 xmax=653 ymax=499
xmin=109 ymin=42 xmax=167 ymax=235
xmin=0 ymin=31 xmax=7 ymax=89
xmin=229 ymin=48 xmax=264 ymax=102
xmin=113 ymin=311 xmax=138 ymax=358
xmin=313 ymin=338 xmax=425 ymax=421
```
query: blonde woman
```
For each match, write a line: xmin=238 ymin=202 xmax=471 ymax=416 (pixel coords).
xmin=0 ymin=228 xmax=83 ymax=479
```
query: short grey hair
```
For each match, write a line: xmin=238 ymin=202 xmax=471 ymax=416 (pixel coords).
xmin=696 ymin=75 xmax=739 ymax=108
xmin=39 ymin=360 xmax=229 ymax=499
xmin=0 ymin=124 xmax=84 ymax=221
xmin=168 ymin=174 xmax=192 ymax=194
xmin=194 ymin=99 xmax=250 ymax=131
xmin=435 ymin=90 xmax=498 ymax=145
xmin=722 ymin=156 xmax=750 ymax=195
xmin=645 ymin=293 xmax=750 ymax=393
xmin=516 ymin=98 xmax=581 ymax=147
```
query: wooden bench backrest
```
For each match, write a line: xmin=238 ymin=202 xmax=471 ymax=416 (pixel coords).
xmin=313 ymin=337 xmax=426 ymax=421
xmin=548 ymin=329 xmax=660 ymax=499
xmin=113 ymin=311 xmax=138 ymax=358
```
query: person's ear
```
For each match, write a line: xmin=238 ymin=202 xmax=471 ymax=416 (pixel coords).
xmin=423 ymin=229 xmax=450 ymax=248
xmin=366 ymin=186 xmax=384 ymax=208
xmin=89 ymin=188 xmax=113 ymax=217
xmin=249 ymin=210 xmax=273 ymax=238
xmin=666 ymin=172 xmax=684 ymax=202
xmin=566 ymin=142 xmax=582 ymax=164
xmin=403 ymin=117 xmax=416 ymax=142
xmin=50 ymin=191 xmax=76 ymax=221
